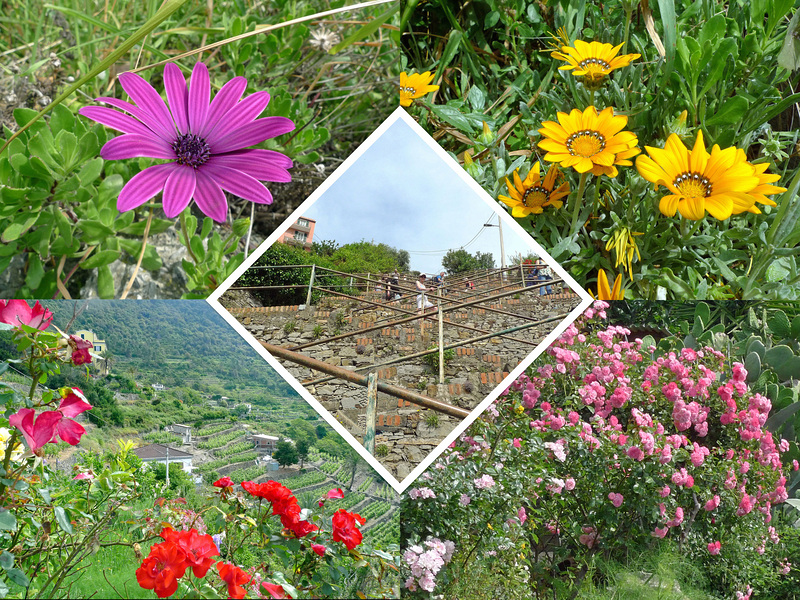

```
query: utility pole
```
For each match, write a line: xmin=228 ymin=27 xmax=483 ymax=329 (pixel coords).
xmin=498 ymin=214 xmax=506 ymax=278
xmin=165 ymin=445 xmax=170 ymax=487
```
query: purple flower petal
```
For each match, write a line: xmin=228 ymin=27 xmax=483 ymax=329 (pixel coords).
xmin=209 ymin=154 xmax=291 ymax=182
xmin=210 ymin=117 xmax=295 ymax=154
xmin=100 ymin=134 xmax=175 ymax=160
xmin=164 ymin=63 xmax=189 ymax=134
xmin=118 ymin=72 xmax=177 ymax=140
xmin=117 ymin=163 xmax=175 ymax=212
xmin=79 ymin=106 xmax=156 ymax=137
xmin=188 ymin=62 xmax=210 ymax=134
xmin=94 ymin=97 xmax=174 ymax=143
xmin=204 ymin=91 xmax=270 ymax=146
xmin=204 ymin=164 xmax=273 ymax=204
xmin=162 ymin=166 xmax=197 ymax=217
xmin=199 ymin=76 xmax=247 ymax=138
xmin=222 ymin=148 xmax=293 ymax=169
xmin=194 ymin=170 xmax=229 ymax=222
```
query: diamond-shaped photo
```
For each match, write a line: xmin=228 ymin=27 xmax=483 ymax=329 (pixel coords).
xmin=209 ymin=109 xmax=591 ymax=490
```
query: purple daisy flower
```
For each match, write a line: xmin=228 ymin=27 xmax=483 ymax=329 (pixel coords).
xmin=79 ymin=62 xmax=295 ymax=222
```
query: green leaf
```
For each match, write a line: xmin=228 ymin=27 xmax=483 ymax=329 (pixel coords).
xmin=25 ymin=255 xmax=45 ymax=290
xmin=466 ymin=86 xmax=486 ymax=112
xmin=429 ymin=105 xmax=476 ymax=134
xmin=78 ymin=220 xmax=114 ymax=243
xmin=54 ymin=506 xmax=73 ymax=534
xmin=97 ymin=265 xmax=115 ymax=299
xmin=0 ymin=551 xmax=13 ymax=570
xmin=778 ymin=8 xmax=800 ymax=70
xmin=118 ymin=240 xmax=163 ymax=271
xmin=0 ymin=510 xmax=16 ymax=531
xmin=118 ymin=218 xmax=173 ymax=237
xmin=2 ymin=214 xmax=38 ymax=242
xmin=705 ymin=95 xmax=749 ymax=126
xmin=4 ymin=568 xmax=28 ymax=588
xmin=77 ymin=157 xmax=104 ymax=185
xmin=80 ymin=250 xmax=121 ymax=270
xmin=768 ymin=310 xmax=792 ymax=339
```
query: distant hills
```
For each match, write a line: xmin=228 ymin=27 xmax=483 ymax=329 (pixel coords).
xmin=40 ymin=300 xmax=299 ymax=401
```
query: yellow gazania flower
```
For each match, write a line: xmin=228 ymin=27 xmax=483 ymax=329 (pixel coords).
xmin=729 ymin=149 xmax=787 ymax=215
xmin=538 ymin=106 xmax=640 ymax=177
xmin=498 ymin=162 xmax=570 ymax=218
xmin=552 ymin=40 xmax=640 ymax=86
xmin=636 ymin=131 xmax=761 ymax=221
xmin=399 ymin=71 xmax=439 ymax=107
xmin=590 ymin=269 xmax=625 ymax=300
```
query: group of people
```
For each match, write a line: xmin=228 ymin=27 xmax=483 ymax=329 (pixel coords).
xmin=524 ymin=261 xmax=554 ymax=295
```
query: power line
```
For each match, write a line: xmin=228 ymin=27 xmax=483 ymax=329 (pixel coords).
xmin=405 ymin=212 xmax=497 ymax=255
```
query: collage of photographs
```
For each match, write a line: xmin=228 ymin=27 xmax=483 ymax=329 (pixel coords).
xmin=1 ymin=0 xmax=800 ymax=598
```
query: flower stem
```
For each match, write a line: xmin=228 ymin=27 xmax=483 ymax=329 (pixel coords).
xmin=623 ymin=7 xmax=633 ymax=54
xmin=180 ymin=210 xmax=199 ymax=265
xmin=120 ymin=205 xmax=154 ymax=299
xmin=570 ymin=172 xmax=590 ymax=235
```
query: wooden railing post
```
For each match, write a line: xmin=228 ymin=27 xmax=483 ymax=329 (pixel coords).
xmin=364 ymin=372 xmax=378 ymax=454
xmin=305 ymin=264 xmax=316 ymax=307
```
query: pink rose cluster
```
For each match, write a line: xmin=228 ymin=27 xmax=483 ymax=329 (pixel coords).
xmin=403 ymin=537 xmax=455 ymax=593
xmin=9 ymin=387 xmax=92 ymax=453
xmin=501 ymin=301 xmax=791 ymax=564
xmin=408 ymin=487 xmax=437 ymax=500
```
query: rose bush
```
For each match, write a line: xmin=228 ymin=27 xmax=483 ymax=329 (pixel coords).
xmin=0 ymin=302 xmax=399 ymax=598
xmin=402 ymin=301 xmax=795 ymax=599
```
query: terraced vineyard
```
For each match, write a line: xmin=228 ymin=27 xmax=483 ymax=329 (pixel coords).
xmin=197 ymin=423 xmax=234 ymax=436
xmin=196 ymin=452 xmax=258 ymax=473
xmin=214 ymin=441 xmax=252 ymax=457
xmin=280 ymin=471 xmax=327 ymax=489
xmin=359 ymin=501 xmax=391 ymax=522
xmin=198 ymin=431 xmax=243 ymax=450
xmin=365 ymin=510 xmax=400 ymax=544
xmin=229 ymin=464 xmax=265 ymax=482
xmin=327 ymin=492 xmax=365 ymax=512
xmin=142 ymin=431 xmax=183 ymax=444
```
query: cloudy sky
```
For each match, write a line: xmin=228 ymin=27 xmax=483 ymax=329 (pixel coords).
xmin=303 ymin=118 xmax=540 ymax=274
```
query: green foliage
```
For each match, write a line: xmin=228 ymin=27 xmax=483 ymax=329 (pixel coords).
xmin=422 ymin=344 xmax=456 ymax=371
xmin=274 ymin=440 xmax=299 ymax=468
xmin=441 ymin=248 xmax=495 ymax=274
xmin=284 ymin=320 xmax=297 ymax=334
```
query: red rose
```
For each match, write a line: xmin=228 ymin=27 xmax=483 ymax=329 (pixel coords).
xmin=0 ymin=300 xmax=53 ymax=330
xmin=262 ymin=581 xmax=292 ymax=598
xmin=135 ymin=541 xmax=188 ymax=598
xmin=326 ymin=488 xmax=344 ymax=500
xmin=331 ymin=509 xmax=366 ymax=550
xmin=160 ymin=528 xmax=219 ymax=577
xmin=311 ymin=543 xmax=326 ymax=556
xmin=214 ymin=476 xmax=233 ymax=488
xmin=68 ymin=335 xmax=93 ymax=365
xmin=217 ymin=562 xmax=251 ymax=599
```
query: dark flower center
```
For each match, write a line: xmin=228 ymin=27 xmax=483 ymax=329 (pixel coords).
xmin=566 ymin=130 xmax=606 ymax=157
xmin=674 ymin=171 xmax=713 ymax=198
xmin=172 ymin=134 xmax=211 ymax=169
xmin=521 ymin=185 xmax=549 ymax=207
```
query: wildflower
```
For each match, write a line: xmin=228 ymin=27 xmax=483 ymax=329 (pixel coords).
xmin=135 ymin=541 xmax=188 ymax=598
xmin=79 ymin=62 xmax=294 ymax=222
xmin=217 ymin=562 xmax=251 ymax=599
xmin=538 ymin=106 xmax=640 ymax=177
xmin=10 ymin=388 xmax=92 ymax=452
xmin=590 ymin=269 xmax=625 ymax=300
xmin=331 ymin=509 xmax=366 ymax=550
xmin=552 ymin=40 xmax=640 ymax=88
xmin=0 ymin=300 xmax=53 ymax=330
xmin=399 ymin=71 xmax=439 ymax=107
xmin=308 ymin=27 xmax=340 ymax=53
xmin=636 ymin=131 xmax=761 ymax=221
xmin=68 ymin=335 xmax=93 ymax=365
xmin=498 ymin=162 xmax=570 ymax=217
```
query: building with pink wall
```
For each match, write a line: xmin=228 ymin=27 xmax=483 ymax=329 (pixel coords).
xmin=278 ymin=216 xmax=316 ymax=250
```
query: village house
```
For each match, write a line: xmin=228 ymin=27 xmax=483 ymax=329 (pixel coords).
xmin=133 ymin=444 xmax=193 ymax=473
xmin=165 ymin=424 xmax=192 ymax=444
xmin=251 ymin=434 xmax=279 ymax=454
